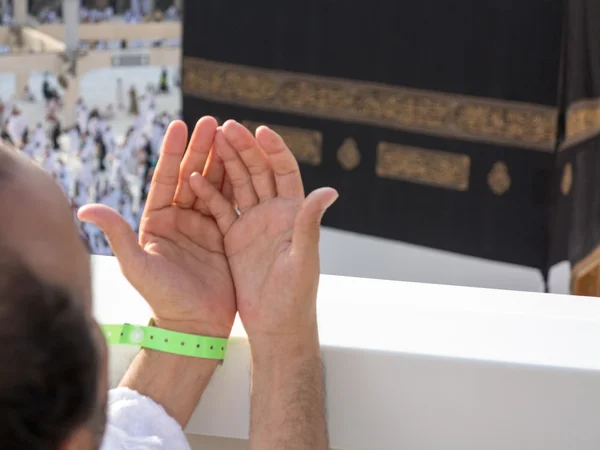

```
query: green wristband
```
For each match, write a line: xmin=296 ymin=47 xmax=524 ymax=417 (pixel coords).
xmin=100 ymin=323 xmax=228 ymax=360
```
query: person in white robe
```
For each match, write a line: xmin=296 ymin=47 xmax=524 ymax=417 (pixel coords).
xmin=161 ymin=112 xmax=171 ymax=129
xmin=22 ymin=141 xmax=36 ymax=160
xmin=47 ymin=10 xmax=58 ymax=23
xmin=1 ymin=7 xmax=12 ymax=25
xmin=82 ymin=222 xmax=99 ymax=252
xmin=120 ymin=137 xmax=136 ymax=176
xmin=109 ymin=154 xmax=125 ymax=187
xmin=82 ymin=134 xmax=97 ymax=161
xmin=166 ymin=5 xmax=179 ymax=20
xmin=79 ymin=141 xmax=96 ymax=200
xmin=102 ymin=126 xmax=116 ymax=157
xmin=74 ymin=181 xmax=88 ymax=208
xmin=7 ymin=109 xmax=26 ymax=148
xmin=87 ymin=114 xmax=99 ymax=137
xmin=43 ymin=147 xmax=59 ymax=176
xmin=68 ymin=127 xmax=81 ymax=157
xmin=150 ymin=119 xmax=164 ymax=164
xmin=80 ymin=7 xmax=89 ymax=22
xmin=46 ymin=97 xmax=60 ymax=120
xmin=74 ymin=98 xmax=85 ymax=116
xmin=22 ymin=85 xmax=35 ymax=102
xmin=104 ymin=6 xmax=114 ymax=21
xmin=119 ymin=195 xmax=138 ymax=232
xmin=144 ymin=103 xmax=157 ymax=136
xmin=130 ymin=0 xmax=141 ymax=18
xmin=32 ymin=123 xmax=47 ymax=150
xmin=100 ymin=187 xmax=122 ymax=212
xmin=95 ymin=157 xmax=110 ymax=194
xmin=94 ymin=233 xmax=112 ymax=256
xmin=141 ymin=0 xmax=152 ymax=16
xmin=58 ymin=161 xmax=71 ymax=197
xmin=75 ymin=99 xmax=88 ymax=133
xmin=134 ymin=160 xmax=148 ymax=212
xmin=133 ymin=115 xmax=145 ymax=138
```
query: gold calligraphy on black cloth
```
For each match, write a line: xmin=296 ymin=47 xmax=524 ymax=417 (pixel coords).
xmin=184 ymin=57 xmax=599 ymax=201
xmin=183 ymin=57 xmax=559 ymax=152
xmin=376 ymin=143 xmax=470 ymax=191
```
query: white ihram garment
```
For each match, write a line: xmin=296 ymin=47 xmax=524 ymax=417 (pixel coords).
xmin=101 ymin=388 xmax=190 ymax=450
xmin=7 ymin=115 xmax=25 ymax=146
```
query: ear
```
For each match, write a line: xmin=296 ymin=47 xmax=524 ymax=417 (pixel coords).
xmin=59 ymin=426 xmax=93 ymax=450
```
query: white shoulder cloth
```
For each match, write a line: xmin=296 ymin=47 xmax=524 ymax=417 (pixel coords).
xmin=101 ymin=387 xmax=190 ymax=450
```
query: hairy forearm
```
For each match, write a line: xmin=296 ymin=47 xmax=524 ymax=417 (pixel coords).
xmin=119 ymin=318 xmax=224 ymax=428
xmin=249 ymin=331 xmax=328 ymax=450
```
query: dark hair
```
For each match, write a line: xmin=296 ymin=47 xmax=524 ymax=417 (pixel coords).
xmin=0 ymin=252 xmax=101 ymax=450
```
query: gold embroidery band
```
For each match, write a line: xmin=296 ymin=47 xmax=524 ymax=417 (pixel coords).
xmin=242 ymin=121 xmax=322 ymax=166
xmin=376 ymin=143 xmax=470 ymax=191
xmin=183 ymin=57 xmax=558 ymax=152
xmin=563 ymin=98 xmax=600 ymax=150
xmin=571 ymin=244 xmax=600 ymax=295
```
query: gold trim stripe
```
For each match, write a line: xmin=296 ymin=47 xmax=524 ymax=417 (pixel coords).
xmin=563 ymin=98 xmax=600 ymax=150
xmin=571 ymin=244 xmax=600 ymax=294
xmin=183 ymin=57 xmax=558 ymax=152
xmin=376 ymin=143 xmax=470 ymax=191
xmin=242 ymin=121 xmax=322 ymax=166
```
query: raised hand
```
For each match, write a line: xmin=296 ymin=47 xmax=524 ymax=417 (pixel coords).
xmin=78 ymin=118 xmax=236 ymax=337
xmin=189 ymin=120 xmax=338 ymax=348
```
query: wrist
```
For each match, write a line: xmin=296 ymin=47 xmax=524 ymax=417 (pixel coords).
xmin=250 ymin=326 xmax=321 ymax=369
xmin=152 ymin=316 xmax=232 ymax=339
xmin=121 ymin=346 xmax=219 ymax=428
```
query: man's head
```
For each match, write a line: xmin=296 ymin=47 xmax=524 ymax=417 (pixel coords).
xmin=0 ymin=143 xmax=108 ymax=449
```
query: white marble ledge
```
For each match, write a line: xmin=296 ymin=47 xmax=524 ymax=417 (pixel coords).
xmin=92 ymin=255 xmax=600 ymax=450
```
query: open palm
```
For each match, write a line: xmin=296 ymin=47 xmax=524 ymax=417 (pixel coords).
xmin=79 ymin=118 xmax=236 ymax=336
xmin=190 ymin=121 xmax=338 ymax=339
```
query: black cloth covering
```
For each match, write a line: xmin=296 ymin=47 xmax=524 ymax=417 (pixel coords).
xmin=182 ymin=0 xmax=600 ymax=279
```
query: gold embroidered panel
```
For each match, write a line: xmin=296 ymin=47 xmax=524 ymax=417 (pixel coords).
xmin=376 ymin=143 xmax=470 ymax=191
xmin=183 ymin=57 xmax=558 ymax=152
xmin=337 ymin=138 xmax=361 ymax=170
xmin=564 ymin=99 xmax=600 ymax=149
xmin=487 ymin=161 xmax=511 ymax=196
xmin=561 ymin=163 xmax=573 ymax=195
xmin=242 ymin=121 xmax=322 ymax=166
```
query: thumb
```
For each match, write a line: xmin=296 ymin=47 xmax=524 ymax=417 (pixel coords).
xmin=78 ymin=204 xmax=144 ymax=269
xmin=292 ymin=187 xmax=338 ymax=253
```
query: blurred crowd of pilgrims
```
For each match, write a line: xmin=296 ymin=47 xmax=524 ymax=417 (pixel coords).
xmin=0 ymin=73 xmax=180 ymax=255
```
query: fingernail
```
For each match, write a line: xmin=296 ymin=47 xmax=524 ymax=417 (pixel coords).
xmin=326 ymin=191 xmax=339 ymax=209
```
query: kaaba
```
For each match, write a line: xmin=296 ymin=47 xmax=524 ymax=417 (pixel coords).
xmin=181 ymin=0 xmax=600 ymax=291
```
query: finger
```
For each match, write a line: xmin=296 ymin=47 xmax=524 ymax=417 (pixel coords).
xmin=173 ymin=116 xmax=218 ymax=208
xmin=222 ymin=120 xmax=276 ymax=202
xmin=221 ymin=173 xmax=235 ymax=206
xmin=214 ymin=128 xmax=258 ymax=212
xmin=189 ymin=172 xmax=238 ymax=235
xmin=78 ymin=204 xmax=145 ymax=275
xmin=256 ymin=126 xmax=304 ymax=199
xmin=292 ymin=188 xmax=338 ymax=255
xmin=204 ymin=146 xmax=226 ymax=190
xmin=145 ymin=120 xmax=188 ymax=213
xmin=193 ymin=147 xmax=226 ymax=213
